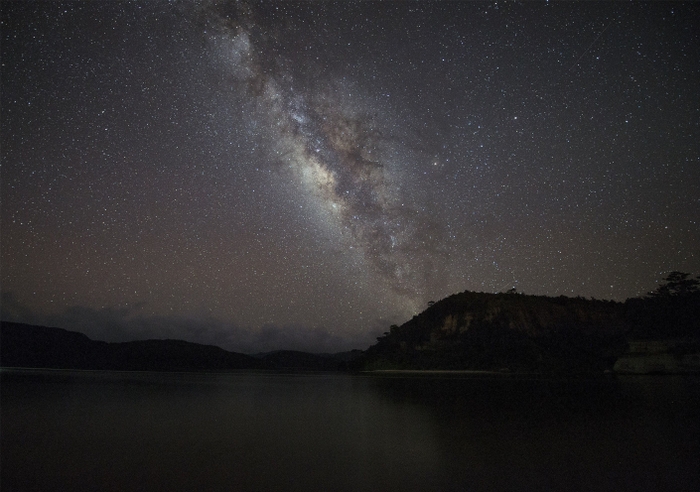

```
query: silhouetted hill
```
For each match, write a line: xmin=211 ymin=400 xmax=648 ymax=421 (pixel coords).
xmin=1 ymin=322 xmax=100 ymax=369
xmin=0 ymin=322 xmax=262 ymax=371
xmin=0 ymin=322 xmax=361 ymax=372
xmin=359 ymin=291 xmax=630 ymax=373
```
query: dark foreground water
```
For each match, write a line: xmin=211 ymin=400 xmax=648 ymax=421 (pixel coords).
xmin=2 ymin=369 xmax=699 ymax=492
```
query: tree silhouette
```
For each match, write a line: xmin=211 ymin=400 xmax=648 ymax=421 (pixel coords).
xmin=627 ymin=271 xmax=700 ymax=340
xmin=649 ymin=271 xmax=700 ymax=298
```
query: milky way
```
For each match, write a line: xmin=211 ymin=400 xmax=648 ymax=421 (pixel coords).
xmin=202 ymin=2 xmax=443 ymax=307
xmin=2 ymin=1 xmax=699 ymax=352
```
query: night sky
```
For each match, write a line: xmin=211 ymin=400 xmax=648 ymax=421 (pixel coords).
xmin=2 ymin=1 xmax=699 ymax=353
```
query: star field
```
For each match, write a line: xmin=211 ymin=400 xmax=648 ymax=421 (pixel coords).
xmin=2 ymin=1 xmax=699 ymax=352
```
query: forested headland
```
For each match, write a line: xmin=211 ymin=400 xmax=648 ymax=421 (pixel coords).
xmin=357 ymin=272 xmax=700 ymax=374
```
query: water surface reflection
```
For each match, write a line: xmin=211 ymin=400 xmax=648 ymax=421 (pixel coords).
xmin=2 ymin=370 xmax=698 ymax=491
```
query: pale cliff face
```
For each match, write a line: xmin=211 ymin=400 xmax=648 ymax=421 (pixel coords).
xmin=440 ymin=314 xmax=460 ymax=334
xmin=426 ymin=293 xmax=625 ymax=341
xmin=373 ymin=291 xmax=628 ymax=360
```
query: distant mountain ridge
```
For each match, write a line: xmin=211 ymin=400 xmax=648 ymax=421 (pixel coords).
xmin=0 ymin=322 xmax=354 ymax=371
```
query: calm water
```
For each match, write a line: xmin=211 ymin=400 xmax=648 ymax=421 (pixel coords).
xmin=2 ymin=369 xmax=699 ymax=492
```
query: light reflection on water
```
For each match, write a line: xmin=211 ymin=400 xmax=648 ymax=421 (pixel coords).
xmin=2 ymin=369 xmax=699 ymax=492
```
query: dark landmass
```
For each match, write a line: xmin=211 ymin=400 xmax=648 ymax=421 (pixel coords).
xmin=357 ymin=273 xmax=700 ymax=374
xmin=2 ymin=273 xmax=697 ymax=374
xmin=0 ymin=322 xmax=356 ymax=372
xmin=0 ymin=322 xmax=261 ymax=371
xmin=358 ymin=291 xmax=629 ymax=374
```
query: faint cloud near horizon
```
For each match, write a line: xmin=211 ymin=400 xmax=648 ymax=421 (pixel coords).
xmin=0 ymin=291 xmax=378 ymax=354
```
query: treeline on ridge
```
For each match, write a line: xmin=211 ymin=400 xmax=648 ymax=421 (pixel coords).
xmin=358 ymin=272 xmax=700 ymax=373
